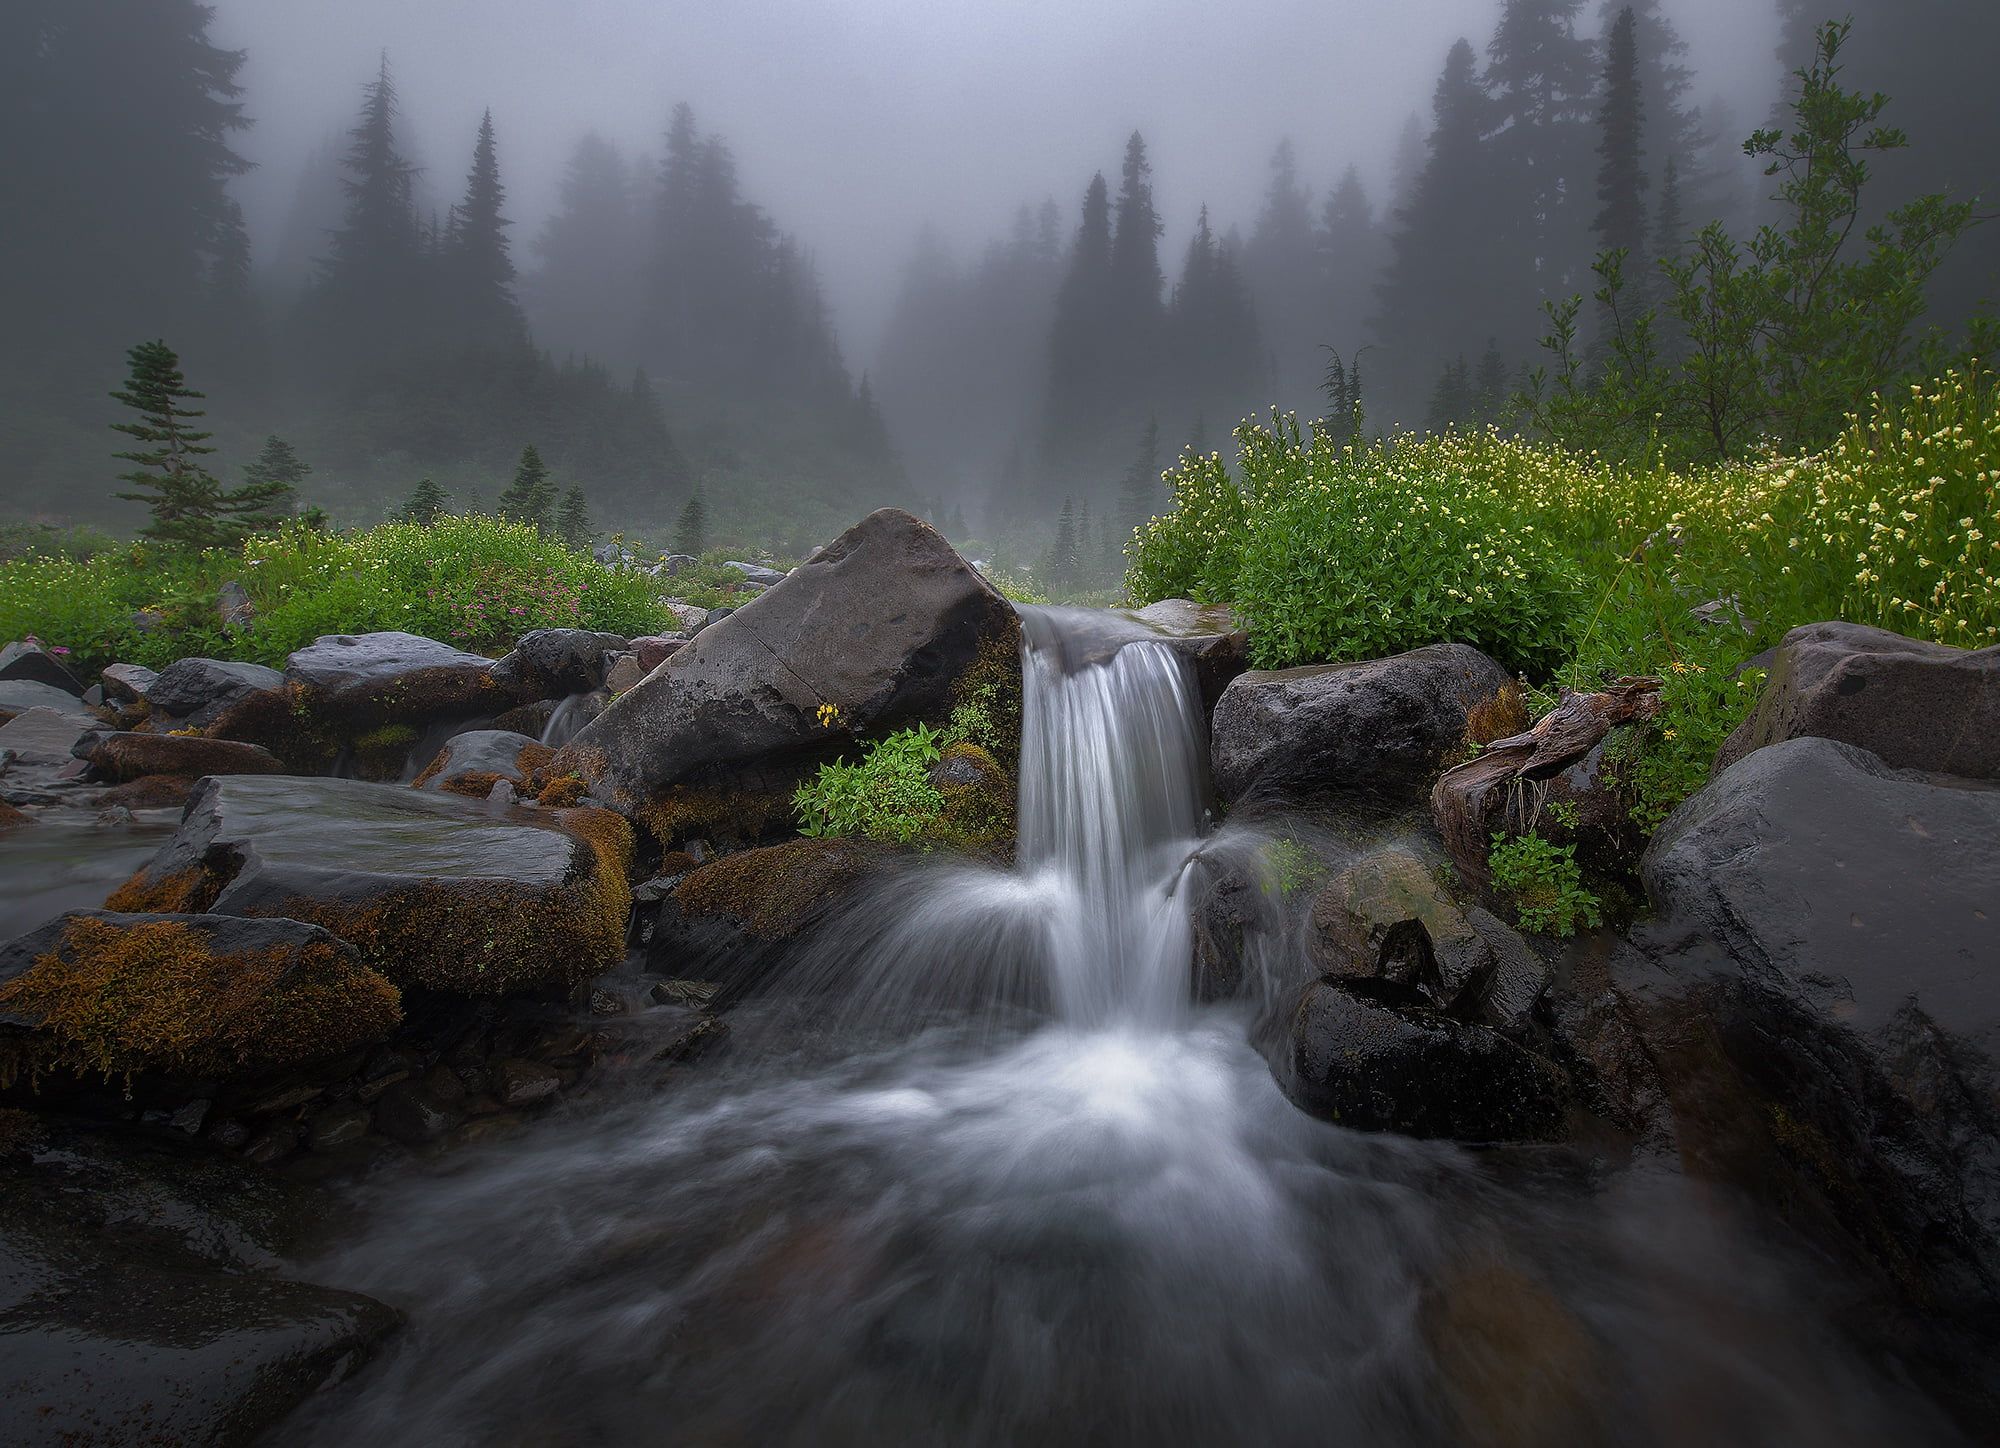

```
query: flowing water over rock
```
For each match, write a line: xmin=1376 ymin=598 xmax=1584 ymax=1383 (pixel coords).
xmin=284 ymin=607 xmax=1965 ymax=1447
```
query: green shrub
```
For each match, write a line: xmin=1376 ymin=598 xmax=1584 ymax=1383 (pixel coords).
xmin=793 ymin=723 xmax=946 ymax=845
xmin=1488 ymin=831 xmax=1603 ymax=938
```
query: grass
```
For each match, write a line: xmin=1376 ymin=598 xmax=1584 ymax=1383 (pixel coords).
xmin=0 ymin=514 xmax=768 ymax=672
xmin=1128 ymin=365 xmax=2000 ymax=833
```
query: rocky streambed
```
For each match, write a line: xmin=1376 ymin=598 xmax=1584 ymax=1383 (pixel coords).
xmin=2 ymin=509 xmax=1997 ymax=1446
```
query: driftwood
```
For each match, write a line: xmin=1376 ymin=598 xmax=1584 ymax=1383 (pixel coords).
xmin=1452 ymin=677 xmax=1663 ymax=783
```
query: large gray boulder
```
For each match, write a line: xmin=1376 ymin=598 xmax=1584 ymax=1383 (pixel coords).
xmin=108 ymin=775 xmax=630 ymax=995
xmin=1211 ymin=644 xmax=1512 ymax=811
xmin=492 ymin=628 xmax=628 ymax=699
xmin=0 ymin=641 xmax=83 ymax=696
xmin=0 ymin=1111 xmax=400 ymax=1447
xmin=410 ymin=728 xmax=552 ymax=796
xmin=1629 ymin=737 xmax=2000 ymax=1353
xmin=285 ymin=631 xmax=521 ymax=729
xmin=1716 ymin=621 xmax=2000 ymax=779
xmin=143 ymin=657 xmax=286 ymax=730
xmin=0 ymin=678 xmax=92 ymax=719
xmin=553 ymin=509 xmax=1018 ymax=845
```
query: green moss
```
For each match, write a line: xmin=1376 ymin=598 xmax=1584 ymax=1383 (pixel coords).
xmin=672 ymin=838 xmax=891 ymax=942
xmin=0 ymin=916 xmax=401 ymax=1085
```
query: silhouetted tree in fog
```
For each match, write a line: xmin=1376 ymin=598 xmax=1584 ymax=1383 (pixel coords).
xmin=1594 ymin=9 xmax=1650 ymax=270
xmin=1243 ymin=140 xmax=1321 ymax=410
xmin=443 ymin=109 xmax=525 ymax=348
xmin=1170 ymin=206 xmax=1265 ymax=428
xmin=529 ymin=133 xmax=644 ymax=368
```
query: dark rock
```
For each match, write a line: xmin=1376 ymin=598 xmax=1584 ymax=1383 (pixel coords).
xmin=630 ymin=634 xmax=686 ymax=672
xmin=142 ymin=657 xmax=286 ymax=730
xmin=492 ymin=628 xmax=627 ymax=698
xmin=554 ymin=509 xmax=1019 ymax=846
xmin=285 ymin=631 xmax=521 ymax=729
xmin=0 ymin=911 xmax=401 ymax=1082
xmin=0 ymin=706 xmax=97 ymax=765
xmin=99 ymin=662 xmax=160 ymax=709
xmin=1308 ymin=846 xmax=1494 ymax=1010
xmin=1465 ymin=905 xmax=1549 ymax=1030
xmin=1285 ymin=978 xmax=1569 ymax=1141
xmin=725 ymin=560 xmax=787 ymax=587
xmin=91 ymin=774 xmax=198 ymax=811
xmin=0 ymin=799 xmax=32 ymax=830
xmin=105 ymin=775 xmax=631 ymax=995
xmin=215 ymin=579 xmax=255 ymax=630
xmin=1717 ymin=621 xmax=2000 ymax=779
xmin=1212 ymin=644 xmax=1513 ymax=812
xmin=491 ymin=1057 xmax=561 ymax=1106
xmin=1630 ymin=736 xmax=2000 ymax=1326
xmin=0 ymin=679 xmax=93 ymax=719
xmin=410 ymin=728 xmax=552 ymax=796
xmin=79 ymin=730 xmax=286 ymax=782
xmin=242 ymin=1123 xmax=299 ymax=1165
xmin=0 ymin=1110 xmax=400 ymax=1446
xmin=373 ymin=1081 xmax=465 ymax=1145
xmin=0 ymin=640 xmax=84 ymax=695
xmin=490 ymin=697 xmax=557 ymax=737
xmin=649 ymin=978 xmax=720 ymax=1007
xmin=305 ymin=1102 xmax=372 ymax=1151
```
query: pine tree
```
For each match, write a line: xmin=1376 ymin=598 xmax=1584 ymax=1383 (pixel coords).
xmin=1107 ymin=132 xmax=1166 ymax=384
xmin=1593 ymin=8 xmax=1650 ymax=268
xmin=674 ymin=484 xmax=709 ymax=556
xmin=1115 ymin=418 xmax=1162 ymax=539
xmin=237 ymin=435 xmax=308 ymax=519
xmin=531 ymin=132 xmax=641 ymax=366
xmin=1652 ymin=154 xmax=1685 ymax=260
xmin=1426 ymin=357 xmax=1474 ymax=432
xmin=558 ymin=485 xmax=591 ymax=551
xmin=1044 ymin=497 xmax=1080 ymax=593
xmin=1475 ymin=342 xmax=1510 ymax=424
xmin=309 ymin=54 xmax=421 ymax=368
xmin=1044 ymin=171 xmax=1116 ymax=449
xmin=1243 ymin=139 xmax=1321 ymax=408
xmin=110 ymin=340 xmax=285 ymax=550
xmin=1170 ymin=206 xmax=1264 ymax=426
xmin=1484 ymin=1 xmax=1598 ymax=323
xmin=1317 ymin=166 xmax=1383 ymax=364
xmin=399 ymin=476 xmax=450 ymax=524
xmin=497 ymin=444 xmax=556 ymax=531
xmin=445 ymin=108 xmax=522 ymax=344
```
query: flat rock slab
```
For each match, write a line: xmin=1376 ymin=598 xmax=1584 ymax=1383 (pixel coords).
xmin=108 ymin=775 xmax=628 ymax=994
xmin=1717 ymin=620 xmax=2000 ymax=779
xmin=286 ymin=631 xmax=520 ymax=728
xmin=0 ymin=706 xmax=99 ymax=765
xmin=82 ymin=730 xmax=287 ymax=782
xmin=143 ymin=657 xmax=287 ymax=728
xmin=1211 ymin=644 xmax=1512 ymax=812
xmin=0 ymin=1109 xmax=400 ymax=1448
xmin=0 ymin=679 xmax=94 ymax=719
xmin=0 ymin=911 xmax=400 ymax=1080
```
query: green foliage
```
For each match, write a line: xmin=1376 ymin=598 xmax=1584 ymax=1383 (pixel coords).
xmin=1261 ymin=836 xmax=1324 ymax=899
xmin=0 ymin=513 xmax=689 ymax=672
xmin=1488 ymin=831 xmax=1603 ymax=938
xmin=558 ymin=486 xmax=592 ymax=551
xmin=674 ymin=487 xmax=709 ymax=557
xmin=495 ymin=445 xmax=556 ymax=532
xmin=794 ymin=724 xmax=946 ymax=845
xmin=1526 ymin=21 xmax=1984 ymax=463
xmin=399 ymin=477 xmax=450 ymax=524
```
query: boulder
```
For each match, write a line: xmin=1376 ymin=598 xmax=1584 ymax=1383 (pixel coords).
xmin=1631 ymin=737 xmax=2000 ymax=1336
xmin=1284 ymin=978 xmax=1569 ymax=1142
xmin=142 ymin=657 xmax=287 ymax=732
xmin=99 ymin=662 xmax=159 ymax=709
xmin=1124 ymin=599 xmax=1252 ymax=711
xmin=604 ymin=653 xmax=645 ymax=694
xmin=1211 ymin=644 xmax=1513 ymax=812
xmin=0 ymin=707 xmax=98 ymax=765
xmin=491 ymin=628 xmax=627 ymax=698
xmin=724 ymin=560 xmax=787 ymax=587
xmin=0 ymin=911 xmax=400 ymax=1082
xmin=0 ymin=678 xmax=92 ymax=719
xmin=106 ymin=775 xmax=632 ymax=995
xmin=656 ymin=553 xmax=698 ymax=576
xmin=285 ymin=631 xmax=521 ymax=730
xmin=79 ymin=731 xmax=286 ymax=783
xmin=0 ymin=1110 xmax=400 ymax=1446
xmin=554 ymin=509 xmax=1019 ymax=845
xmin=630 ymin=634 xmax=686 ymax=672
xmin=410 ymin=728 xmax=554 ymax=797
xmin=0 ymin=641 xmax=83 ymax=695
xmin=1716 ymin=621 xmax=2000 ymax=779
xmin=662 ymin=601 xmax=709 ymax=633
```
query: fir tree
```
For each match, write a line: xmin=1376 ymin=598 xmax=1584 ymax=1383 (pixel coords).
xmin=558 ymin=485 xmax=591 ymax=551
xmin=1115 ymin=418 xmax=1162 ymax=539
xmin=1475 ymin=342 xmax=1510 ymax=424
xmin=674 ymin=484 xmax=709 ymax=556
xmin=1170 ymin=207 xmax=1264 ymax=425
xmin=400 ymin=476 xmax=450 ymax=524
xmin=1243 ymin=140 xmax=1321 ymax=407
xmin=497 ymin=444 xmax=556 ymax=531
xmin=236 ymin=435 xmax=308 ymax=520
xmin=445 ymin=108 xmax=522 ymax=343
xmin=1426 ymin=356 xmax=1474 ymax=432
xmin=1593 ymin=7 xmax=1650 ymax=267
xmin=1652 ymin=153 xmax=1686 ymax=260
xmin=110 ymin=341 xmax=286 ymax=550
xmin=1107 ymin=132 xmax=1166 ymax=378
xmin=1045 ymin=171 xmax=1115 ymax=449
xmin=1044 ymin=497 xmax=1080 ymax=593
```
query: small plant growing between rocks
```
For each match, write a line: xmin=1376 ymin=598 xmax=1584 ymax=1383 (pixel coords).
xmin=1488 ymin=830 xmax=1603 ymax=938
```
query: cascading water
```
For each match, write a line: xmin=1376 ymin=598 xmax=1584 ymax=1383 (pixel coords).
xmin=286 ymin=607 xmax=1962 ymax=1448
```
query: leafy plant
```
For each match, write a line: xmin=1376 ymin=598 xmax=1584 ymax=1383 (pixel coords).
xmin=793 ymin=724 xmax=946 ymax=845
xmin=1488 ymin=831 xmax=1603 ymax=938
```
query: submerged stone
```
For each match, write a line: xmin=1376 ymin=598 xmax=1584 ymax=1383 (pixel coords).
xmin=106 ymin=775 xmax=631 ymax=995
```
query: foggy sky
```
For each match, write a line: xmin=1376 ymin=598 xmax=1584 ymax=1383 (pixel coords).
xmin=208 ymin=0 xmax=1781 ymax=365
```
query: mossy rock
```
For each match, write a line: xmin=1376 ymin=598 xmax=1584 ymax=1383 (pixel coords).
xmin=0 ymin=911 xmax=400 ymax=1085
xmin=929 ymin=740 xmax=1015 ymax=854
xmin=107 ymin=776 xmax=631 ymax=996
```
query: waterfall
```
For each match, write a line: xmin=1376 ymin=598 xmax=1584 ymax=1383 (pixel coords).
xmin=1015 ymin=606 xmax=1207 ymax=1027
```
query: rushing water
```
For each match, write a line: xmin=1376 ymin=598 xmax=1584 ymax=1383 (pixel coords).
xmin=285 ymin=607 xmax=1965 ymax=1447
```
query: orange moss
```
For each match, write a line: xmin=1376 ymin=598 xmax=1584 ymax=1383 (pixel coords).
xmin=0 ymin=916 xmax=401 ymax=1084
xmin=437 ymin=771 xmax=509 ymax=799
xmin=537 ymin=775 xmax=588 ymax=808
xmin=92 ymin=775 xmax=196 ymax=811
xmin=672 ymin=838 xmax=891 ymax=942
xmin=1464 ymin=683 xmax=1531 ymax=749
xmin=106 ymin=861 xmax=224 ymax=915
xmin=638 ymin=784 xmax=793 ymax=852
xmin=0 ymin=800 xmax=31 ymax=831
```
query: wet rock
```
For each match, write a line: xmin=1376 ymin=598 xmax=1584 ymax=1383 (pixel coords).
xmin=305 ymin=1102 xmax=372 ymax=1151
xmin=490 ymin=697 xmax=557 ymax=737
xmin=1284 ymin=978 xmax=1569 ymax=1142
xmin=0 ymin=706 xmax=97 ymax=765
xmin=491 ymin=1057 xmax=561 ymax=1106
xmin=492 ymin=628 xmax=628 ymax=698
xmin=1421 ymin=1253 xmax=1609 ymax=1447
xmin=0 ymin=1110 xmax=400 ymax=1447
xmin=0 ymin=799 xmax=32 ymax=830
xmin=1629 ymin=736 xmax=2000 ymax=1321
xmin=243 ymin=1122 xmax=299 ymax=1165
xmin=0 ymin=678 xmax=94 ymax=720
xmin=650 ymin=978 xmax=720 ymax=1008
xmin=1211 ymin=644 xmax=1513 ymax=813
xmin=79 ymin=730 xmax=286 ymax=782
xmin=1309 ymin=847 xmax=1493 ymax=1009
xmin=373 ymin=1080 xmax=465 ymax=1145
xmin=285 ymin=630 xmax=521 ymax=730
xmin=0 ymin=640 xmax=84 ymax=695
xmin=99 ymin=662 xmax=160 ymax=709
xmin=106 ymin=775 xmax=632 ymax=995
xmin=553 ymin=509 xmax=1018 ymax=846
xmin=91 ymin=773 xmax=198 ymax=811
xmin=0 ymin=911 xmax=401 ymax=1082
xmin=725 ymin=560 xmax=787 ymax=587
xmin=656 ymin=553 xmax=698 ymax=576
xmin=1124 ymin=599 xmax=1251 ymax=711
xmin=410 ymin=728 xmax=553 ymax=796
xmin=1716 ymin=621 xmax=2000 ymax=779
xmin=142 ymin=656 xmax=287 ymax=730
xmin=630 ymin=634 xmax=687 ymax=671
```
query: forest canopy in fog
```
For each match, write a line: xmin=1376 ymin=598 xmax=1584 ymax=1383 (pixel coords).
xmin=1 ymin=0 xmax=1994 ymax=556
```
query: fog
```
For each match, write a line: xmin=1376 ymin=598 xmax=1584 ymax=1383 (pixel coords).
xmin=211 ymin=0 xmax=1779 ymax=358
